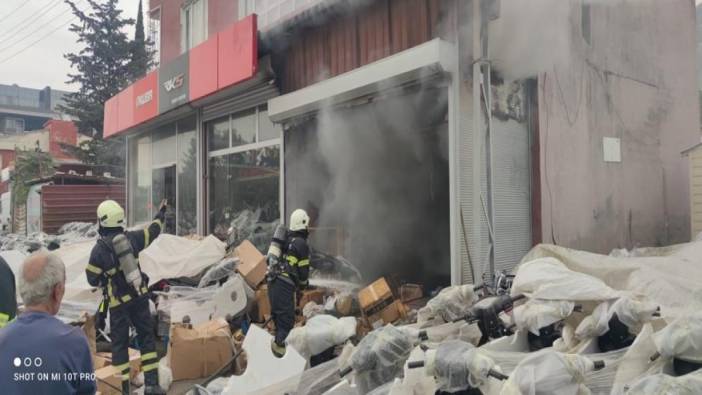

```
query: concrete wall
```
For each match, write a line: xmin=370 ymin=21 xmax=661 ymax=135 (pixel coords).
xmin=538 ymin=0 xmax=700 ymax=252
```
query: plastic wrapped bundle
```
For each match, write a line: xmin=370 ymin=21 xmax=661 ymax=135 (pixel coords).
xmin=417 ymin=284 xmax=479 ymax=324
xmin=575 ymin=294 xmax=658 ymax=340
xmin=513 ymin=299 xmax=575 ymax=335
xmin=350 ymin=325 xmax=415 ymax=394
xmin=198 ymin=257 xmax=239 ymax=287
xmin=286 ymin=315 xmax=357 ymax=359
xmin=655 ymin=312 xmax=702 ymax=363
xmin=293 ymin=357 xmax=344 ymax=395
xmin=624 ymin=371 xmax=702 ymax=395
xmin=432 ymin=340 xmax=501 ymax=392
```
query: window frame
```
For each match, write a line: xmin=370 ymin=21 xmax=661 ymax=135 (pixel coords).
xmin=180 ymin=0 xmax=208 ymax=54
xmin=148 ymin=6 xmax=162 ymax=67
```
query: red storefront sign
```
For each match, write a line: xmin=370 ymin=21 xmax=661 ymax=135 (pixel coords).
xmin=103 ymin=15 xmax=257 ymax=138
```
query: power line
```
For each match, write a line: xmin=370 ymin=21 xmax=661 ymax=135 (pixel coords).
xmin=0 ymin=0 xmax=33 ymax=24
xmin=0 ymin=13 xmax=80 ymax=66
xmin=0 ymin=0 xmax=64 ymax=43
xmin=0 ymin=1 xmax=80 ymax=53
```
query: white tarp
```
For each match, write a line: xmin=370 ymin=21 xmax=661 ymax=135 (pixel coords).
xmin=511 ymin=257 xmax=620 ymax=301
xmin=286 ymin=315 xmax=357 ymax=359
xmin=139 ymin=234 xmax=226 ymax=283
xmin=519 ymin=242 xmax=702 ymax=317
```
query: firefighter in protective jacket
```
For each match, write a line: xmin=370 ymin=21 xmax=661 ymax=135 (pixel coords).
xmin=86 ymin=199 xmax=166 ymax=395
xmin=267 ymin=209 xmax=311 ymax=357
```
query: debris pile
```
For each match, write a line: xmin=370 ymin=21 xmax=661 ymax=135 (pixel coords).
xmin=10 ymin=225 xmax=702 ymax=394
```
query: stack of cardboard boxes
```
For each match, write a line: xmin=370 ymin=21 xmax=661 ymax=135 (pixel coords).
xmin=358 ymin=278 xmax=408 ymax=330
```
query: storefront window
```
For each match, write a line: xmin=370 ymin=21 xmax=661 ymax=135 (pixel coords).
xmin=208 ymin=116 xmax=229 ymax=151
xmin=129 ymin=135 xmax=152 ymax=224
xmin=258 ymin=108 xmax=280 ymax=141
xmin=231 ymin=109 xmax=256 ymax=147
xmin=128 ymin=114 xmax=198 ymax=235
xmin=209 ymin=147 xmax=280 ymax=249
xmin=207 ymin=106 xmax=281 ymax=251
xmin=178 ymin=117 xmax=197 ymax=235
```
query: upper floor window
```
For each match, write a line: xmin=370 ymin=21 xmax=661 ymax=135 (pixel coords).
xmin=181 ymin=0 xmax=208 ymax=53
xmin=1 ymin=117 xmax=25 ymax=134
xmin=149 ymin=8 xmax=161 ymax=67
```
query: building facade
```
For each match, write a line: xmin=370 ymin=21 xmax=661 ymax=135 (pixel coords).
xmin=105 ymin=0 xmax=699 ymax=287
xmin=0 ymin=84 xmax=70 ymax=135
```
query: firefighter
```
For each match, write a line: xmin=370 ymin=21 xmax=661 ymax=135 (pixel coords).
xmin=267 ymin=209 xmax=311 ymax=357
xmin=86 ymin=199 xmax=166 ymax=395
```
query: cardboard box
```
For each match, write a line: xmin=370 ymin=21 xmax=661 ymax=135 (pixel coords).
xmin=95 ymin=365 xmax=122 ymax=395
xmin=297 ymin=288 xmax=325 ymax=309
xmin=168 ymin=318 xmax=234 ymax=381
xmin=235 ymin=240 xmax=268 ymax=289
xmin=366 ymin=300 xmax=403 ymax=329
xmin=94 ymin=348 xmax=141 ymax=380
xmin=358 ymin=278 xmax=393 ymax=312
xmin=255 ymin=284 xmax=271 ymax=322
xmin=399 ymin=284 xmax=423 ymax=303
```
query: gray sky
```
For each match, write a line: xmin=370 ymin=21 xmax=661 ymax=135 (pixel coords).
xmin=0 ymin=0 xmax=141 ymax=92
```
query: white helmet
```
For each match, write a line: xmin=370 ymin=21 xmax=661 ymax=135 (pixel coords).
xmin=289 ymin=209 xmax=310 ymax=232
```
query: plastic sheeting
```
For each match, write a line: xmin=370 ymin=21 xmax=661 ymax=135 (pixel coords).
xmin=624 ymin=370 xmax=702 ymax=395
xmin=199 ymin=257 xmax=239 ymax=287
xmin=520 ymin=242 xmax=702 ymax=317
xmin=417 ymin=284 xmax=479 ymax=324
xmin=349 ymin=324 xmax=416 ymax=394
xmin=513 ymin=300 xmax=575 ymax=335
xmin=511 ymin=257 xmax=620 ymax=301
xmin=654 ymin=312 xmax=702 ymax=363
xmin=575 ymin=295 xmax=658 ymax=340
xmin=139 ymin=234 xmax=226 ymax=284
xmin=286 ymin=315 xmax=357 ymax=359
xmin=499 ymin=350 xmax=598 ymax=395
xmin=431 ymin=340 xmax=501 ymax=392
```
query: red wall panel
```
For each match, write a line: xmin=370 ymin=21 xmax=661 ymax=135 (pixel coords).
xmin=116 ymin=86 xmax=135 ymax=133
xmin=103 ymin=95 xmax=119 ymax=138
xmin=190 ymin=34 xmax=219 ymax=101
xmin=133 ymin=70 xmax=159 ymax=125
xmin=218 ymin=14 xmax=257 ymax=89
xmin=45 ymin=120 xmax=78 ymax=160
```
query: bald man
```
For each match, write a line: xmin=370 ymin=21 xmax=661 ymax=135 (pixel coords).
xmin=0 ymin=252 xmax=96 ymax=394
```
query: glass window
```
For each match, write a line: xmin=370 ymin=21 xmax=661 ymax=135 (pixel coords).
xmin=208 ymin=116 xmax=229 ymax=151
xmin=258 ymin=109 xmax=280 ymax=141
xmin=209 ymin=146 xmax=280 ymax=251
xmin=152 ymin=124 xmax=176 ymax=167
xmin=231 ymin=110 xmax=256 ymax=147
xmin=152 ymin=165 xmax=177 ymax=234
xmin=177 ymin=116 xmax=197 ymax=235
xmin=129 ymin=135 xmax=152 ymax=224
xmin=181 ymin=0 xmax=207 ymax=53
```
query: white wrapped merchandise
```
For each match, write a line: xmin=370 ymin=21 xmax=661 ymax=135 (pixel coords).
xmin=198 ymin=257 xmax=239 ymax=287
xmin=575 ymin=295 xmax=658 ymax=340
xmin=429 ymin=340 xmax=502 ymax=393
xmin=654 ymin=312 xmax=702 ymax=363
xmin=511 ymin=257 xmax=620 ymax=301
xmin=417 ymin=284 xmax=479 ymax=324
xmin=610 ymin=324 xmax=664 ymax=395
xmin=499 ymin=350 xmax=600 ymax=395
xmin=513 ymin=299 xmax=575 ymax=335
xmin=624 ymin=370 xmax=702 ymax=395
xmin=139 ymin=234 xmax=226 ymax=283
xmin=286 ymin=315 xmax=357 ymax=359
xmin=520 ymin=242 xmax=702 ymax=316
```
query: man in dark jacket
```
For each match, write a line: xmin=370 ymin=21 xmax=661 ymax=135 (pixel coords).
xmin=267 ymin=208 xmax=311 ymax=357
xmin=0 ymin=256 xmax=16 ymax=329
xmin=86 ymin=199 xmax=166 ymax=395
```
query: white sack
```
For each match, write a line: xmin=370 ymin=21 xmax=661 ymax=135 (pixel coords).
xmin=624 ymin=370 xmax=702 ymax=395
xmin=500 ymin=350 xmax=597 ymax=395
xmin=513 ymin=299 xmax=575 ymax=335
xmin=286 ymin=315 xmax=357 ymax=359
xmin=520 ymin=242 xmax=702 ymax=317
xmin=575 ymin=295 xmax=658 ymax=340
xmin=654 ymin=312 xmax=702 ymax=363
xmin=417 ymin=284 xmax=478 ymax=324
xmin=511 ymin=257 xmax=620 ymax=301
xmin=139 ymin=234 xmax=226 ymax=283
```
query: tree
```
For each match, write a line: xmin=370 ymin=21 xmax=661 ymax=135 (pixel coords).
xmin=59 ymin=0 xmax=150 ymax=138
xmin=129 ymin=0 xmax=154 ymax=80
xmin=12 ymin=148 xmax=55 ymax=205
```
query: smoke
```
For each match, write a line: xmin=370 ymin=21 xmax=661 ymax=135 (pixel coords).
xmin=286 ymin=84 xmax=451 ymax=286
